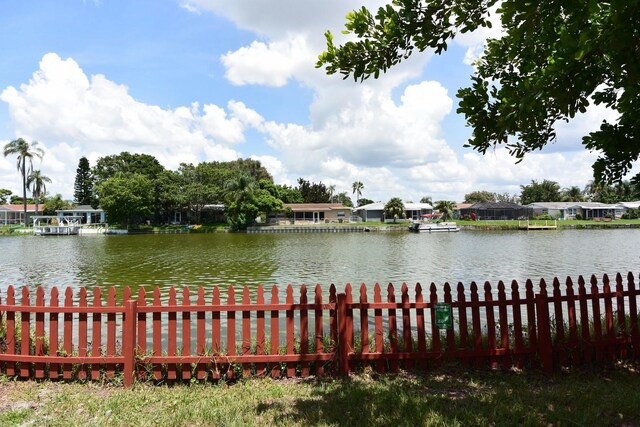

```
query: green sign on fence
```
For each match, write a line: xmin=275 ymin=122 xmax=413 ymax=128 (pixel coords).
xmin=435 ymin=303 xmax=453 ymax=330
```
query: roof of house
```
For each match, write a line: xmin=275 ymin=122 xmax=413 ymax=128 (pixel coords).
xmin=284 ymin=203 xmax=352 ymax=212
xmin=355 ymin=202 xmax=433 ymax=211
xmin=617 ymin=201 xmax=640 ymax=209
xmin=56 ymin=205 xmax=104 ymax=213
xmin=568 ymin=202 xmax=619 ymax=209
xmin=526 ymin=202 xmax=577 ymax=209
xmin=0 ymin=204 xmax=38 ymax=212
xmin=468 ymin=202 xmax=526 ymax=209
xmin=454 ymin=203 xmax=474 ymax=210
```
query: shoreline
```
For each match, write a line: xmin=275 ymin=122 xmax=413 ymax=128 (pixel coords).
xmin=3 ymin=221 xmax=640 ymax=236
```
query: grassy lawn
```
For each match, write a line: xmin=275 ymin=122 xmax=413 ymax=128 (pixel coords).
xmin=1 ymin=363 xmax=639 ymax=426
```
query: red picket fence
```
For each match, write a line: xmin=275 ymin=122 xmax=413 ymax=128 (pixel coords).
xmin=0 ymin=272 xmax=638 ymax=387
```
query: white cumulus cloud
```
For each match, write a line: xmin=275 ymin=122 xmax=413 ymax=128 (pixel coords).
xmin=0 ymin=53 xmax=258 ymax=197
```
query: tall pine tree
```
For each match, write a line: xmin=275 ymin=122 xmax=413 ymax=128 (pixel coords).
xmin=74 ymin=157 xmax=94 ymax=206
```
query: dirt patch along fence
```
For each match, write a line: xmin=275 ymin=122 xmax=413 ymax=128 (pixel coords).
xmin=0 ymin=272 xmax=639 ymax=387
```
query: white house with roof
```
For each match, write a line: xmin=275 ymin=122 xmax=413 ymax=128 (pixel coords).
xmin=616 ymin=201 xmax=640 ymax=217
xmin=527 ymin=201 xmax=622 ymax=219
xmin=354 ymin=202 xmax=433 ymax=222
xmin=526 ymin=202 xmax=579 ymax=219
xmin=56 ymin=205 xmax=106 ymax=224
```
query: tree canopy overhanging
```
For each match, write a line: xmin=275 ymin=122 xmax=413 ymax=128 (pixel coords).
xmin=316 ymin=0 xmax=640 ymax=185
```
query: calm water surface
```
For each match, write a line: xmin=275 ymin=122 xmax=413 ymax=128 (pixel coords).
xmin=1 ymin=229 xmax=639 ymax=295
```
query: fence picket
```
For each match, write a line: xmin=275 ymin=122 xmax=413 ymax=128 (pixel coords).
xmin=242 ymin=287 xmax=251 ymax=378
xmin=93 ymin=287 xmax=103 ymax=380
xmin=167 ymin=287 xmax=177 ymax=380
xmin=457 ymin=282 xmax=469 ymax=366
xmin=484 ymin=282 xmax=497 ymax=369
xmin=565 ymin=277 xmax=579 ymax=365
xmin=211 ymin=286 xmax=221 ymax=380
xmin=196 ymin=287 xmax=207 ymax=380
xmin=497 ymin=282 xmax=509 ymax=367
xmin=615 ymin=273 xmax=627 ymax=359
xmin=152 ymin=287 xmax=162 ymax=380
xmin=359 ymin=284 xmax=369 ymax=357
xmin=510 ymin=280 xmax=524 ymax=369
xmin=627 ymin=272 xmax=639 ymax=359
xmin=182 ymin=287 xmax=191 ymax=381
xmin=106 ymin=287 xmax=116 ymax=379
xmin=78 ymin=288 xmax=88 ymax=380
xmin=35 ymin=287 xmax=45 ymax=379
xmin=577 ymin=276 xmax=591 ymax=364
xmin=20 ymin=287 xmax=30 ymax=378
xmin=286 ymin=285 xmax=295 ymax=377
xmin=226 ymin=286 xmax=236 ymax=380
xmin=429 ymin=283 xmax=440 ymax=368
xmin=416 ymin=283 xmax=427 ymax=370
xmin=470 ymin=282 xmax=482 ymax=368
xmin=314 ymin=285 xmax=324 ymax=377
xmin=602 ymin=274 xmax=615 ymax=361
xmin=63 ymin=287 xmax=74 ymax=379
xmin=373 ymin=283 xmax=384 ymax=373
xmin=270 ymin=285 xmax=280 ymax=378
xmin=443 ymin=283 xmax=454 ymax=354
xmin=6 ymin=286 xmax=15 ymax=376
xmin=387 ymin=284 xmax=398 ymax=373
xmin=329 ymin=284 xmax=337 ymax=371
xmin=256 ymin=285 xmax=266 ymax=377
xmin=552 ymin=277 xmax=566 ymax=366
xmin=590 ymin=276 xmax=603 ymax=363
xmin=137 ymin=288 xmax=147 ymax=381
xmin=49 ymin=287 xmax=58 ymax=379
xmin=401 ymin=283 xmax=413 ymax=371
xmin=299 ymin=285 xmax=309 ymax=377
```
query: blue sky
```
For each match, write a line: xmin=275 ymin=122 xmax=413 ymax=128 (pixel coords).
xmin=1 ymin=0 xmax=632 ymax=203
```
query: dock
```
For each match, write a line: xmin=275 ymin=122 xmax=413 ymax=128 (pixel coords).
xmin=518 ymin=220 xmax=558 ymax=230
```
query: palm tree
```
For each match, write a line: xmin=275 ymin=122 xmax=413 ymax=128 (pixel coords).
xmin=3 ymin=138 xmax=44 ymax=225
xmin=434 ymin=200 xmax=457 ymax=220
xmin=27 ymin=170 xmax=52 ymax=215
xmin=328 ymin=185 xmax=336 ymax=203
xmin=352 ymin=181 xmax=364 ymax=205
xmin=224 ymin=173 xmax=259 ymax=229
xmin=224 ymin=173 xmax=257 ymax=205
xmin=561 ymin=186 xmax=584 ymax=202
xmin=384 ymin=197 xmax=405 ymax=222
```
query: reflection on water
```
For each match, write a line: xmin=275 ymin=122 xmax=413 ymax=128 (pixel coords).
xmin=1 ymin=229 xmax=639 ymax=299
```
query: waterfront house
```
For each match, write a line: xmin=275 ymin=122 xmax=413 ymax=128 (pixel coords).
xmin=273 ymin=203 xmax=353 ymax=224
xmin=453 ymin=203 xmax=473 ymax=219
xmin=460 ymin=202 xmax=531 ymax=220
xmin=56 ymin=205 xmax=106 ymax=224
xmin=353 ymin=202 xmax=433 ymax=222
xmin=527 ymin=201 xmax=623 ymax=220
xmin=568 ymin=202 xmax=621 ymax=219
xmin=0 ymin=204 xmax=37 ymax=225
xmin=527 ymin=202 xmax=578 ymax=219
xmin=616 ymin=201 xmax=640 ymax=217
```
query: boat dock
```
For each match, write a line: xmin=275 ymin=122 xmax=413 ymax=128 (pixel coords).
xmin=247 ymin=225 xmax=370 ymax=233
xmin=518 ymin=220 xmax=558 ymax=230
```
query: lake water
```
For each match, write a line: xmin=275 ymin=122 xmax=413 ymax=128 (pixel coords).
xmin=1 ymin=229 xmax=639 ymax=296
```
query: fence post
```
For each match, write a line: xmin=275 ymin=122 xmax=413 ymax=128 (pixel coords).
xmin=535 ymin=293 xmax=553 ymax=373
xmin=123 ymin=300 xmax=138 ymax=387
xmin=337 ymin=292 xmax=349 ymax=376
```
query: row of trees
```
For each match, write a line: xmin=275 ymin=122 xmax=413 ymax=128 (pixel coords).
xmin=69 ymin=152 xmax=375 ymax=229
xmin=458 ymin=180 xmax=640 ymax=206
